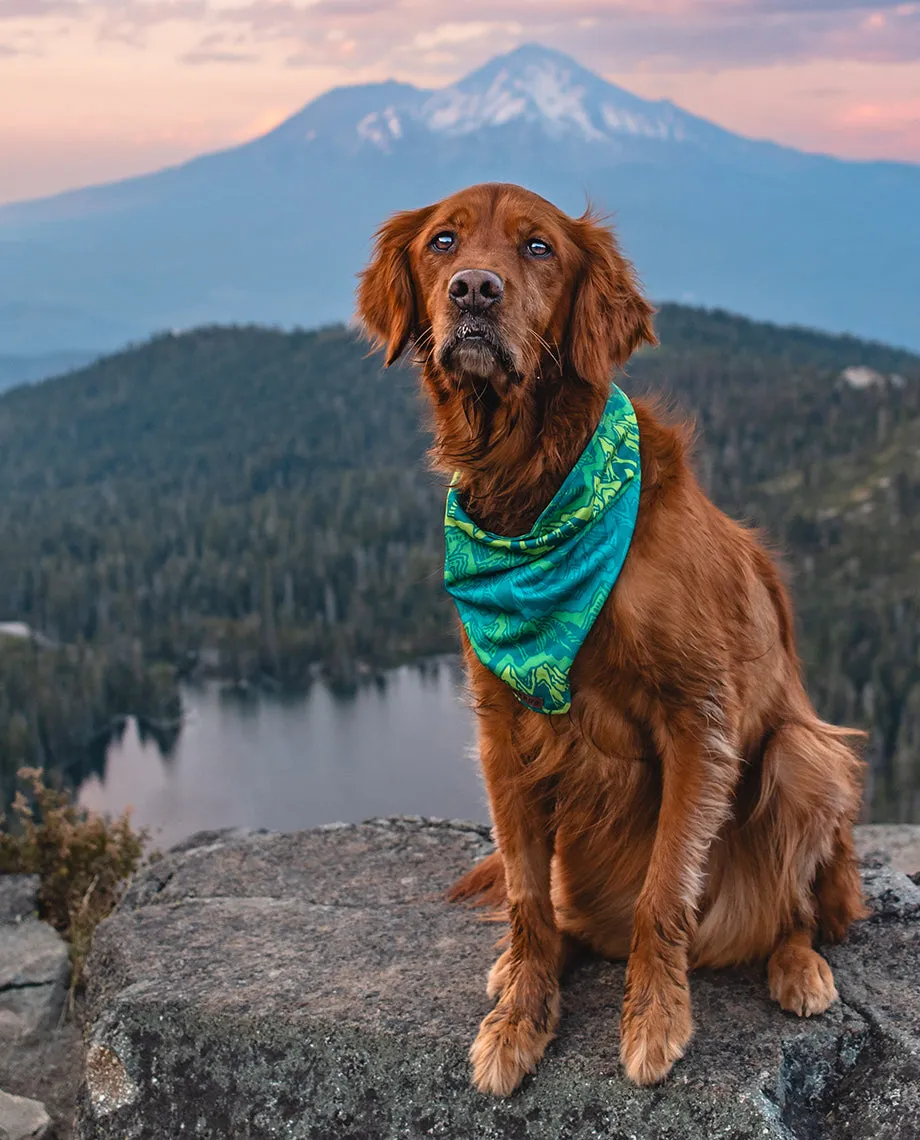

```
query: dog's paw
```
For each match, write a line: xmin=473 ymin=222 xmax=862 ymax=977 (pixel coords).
xmin=620 ymin=968 xmax=693 ymax=1086
xmin=768 ymin=944 xmax=838 ymax=1017
xmin=486 ymin=949 xmax=513 ymax=1001
xmin=470 ymin=988 xmax=560 ymax=1097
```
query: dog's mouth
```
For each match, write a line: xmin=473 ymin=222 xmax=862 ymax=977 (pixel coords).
xmin=438 ymin=317 xmax=518 ymax=381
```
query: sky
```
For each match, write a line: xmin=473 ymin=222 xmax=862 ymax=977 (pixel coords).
xmin=2 ymin=1 xmax=919 ymax=205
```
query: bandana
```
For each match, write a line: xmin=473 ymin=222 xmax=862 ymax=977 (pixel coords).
xmin=444 ymin=385 xmax=641 ymax=715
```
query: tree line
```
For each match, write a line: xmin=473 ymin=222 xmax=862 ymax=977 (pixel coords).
xmin=0 ymin=307 xmax=917 ymax=819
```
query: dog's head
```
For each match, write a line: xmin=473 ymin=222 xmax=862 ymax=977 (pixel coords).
xmin=357 ymin=182 xmax=656 ymax=400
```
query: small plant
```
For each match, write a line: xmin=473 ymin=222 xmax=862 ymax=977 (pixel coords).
xmin=0 ymin=767 xmax=151 ymax=1002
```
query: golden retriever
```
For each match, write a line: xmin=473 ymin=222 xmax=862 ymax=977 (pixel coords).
xmin=356 ymin=182 xmax=866 ymax=1094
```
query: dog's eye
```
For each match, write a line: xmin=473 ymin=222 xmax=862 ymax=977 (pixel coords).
xmin=430 ymin=232 xmax=456 ymax=253
xmin=525 ymin=238 xmax=552 ymax=258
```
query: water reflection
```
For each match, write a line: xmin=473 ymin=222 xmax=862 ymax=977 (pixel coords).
xmin=78 ymin=659 xmax=484 ymax=849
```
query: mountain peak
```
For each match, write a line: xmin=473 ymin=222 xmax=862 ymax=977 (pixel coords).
xmin=255 ymin=43 xmax=713 ymax=156
xmin=465 ymin=42 xmax=598 ymax=79
xmin=2 ymin=43 xmax=918 ymax=359
xmin=420 ymin=43 xmax=688 ymax=143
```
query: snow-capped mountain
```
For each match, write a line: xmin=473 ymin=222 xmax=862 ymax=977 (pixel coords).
xmin=422 ymin=48 xmax=677 ymax=141
xmin=342 ymin=47 xmax=698 ymax=146
xmin=1 ymin=44 xmax=918 ymax=355
xmin=258 ymin=46 xmax=727 ymax=156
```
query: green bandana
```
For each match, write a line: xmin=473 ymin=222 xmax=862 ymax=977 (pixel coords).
xmin=444 ymin=385 xmax=641 ymax=715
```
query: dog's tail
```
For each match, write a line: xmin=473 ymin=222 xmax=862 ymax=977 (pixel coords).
xmin=446 ymin=850 xmax=507 ymax=909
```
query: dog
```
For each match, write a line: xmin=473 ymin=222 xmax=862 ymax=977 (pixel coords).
xmin=356 ymin=182 xmax=866 ymax=1094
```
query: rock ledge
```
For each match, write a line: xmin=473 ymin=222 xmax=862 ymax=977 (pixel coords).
xmin=77 ymin=819 xmax=920 ymax=1139
xmin=0 ymin=875 xmax=69 ymax=1041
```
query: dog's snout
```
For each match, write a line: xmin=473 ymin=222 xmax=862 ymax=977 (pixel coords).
xmin=448 ymin=269 xmax=504 ymax=311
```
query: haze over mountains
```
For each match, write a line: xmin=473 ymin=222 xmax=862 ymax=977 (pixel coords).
xmin=2 ymin=44 xmax=918 ymax=361
xmin=0 ymin=351 xmax=96 ymax=394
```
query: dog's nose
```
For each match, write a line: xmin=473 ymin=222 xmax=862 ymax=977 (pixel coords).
xmin=448 ymin=269 xmax=504 ymax=311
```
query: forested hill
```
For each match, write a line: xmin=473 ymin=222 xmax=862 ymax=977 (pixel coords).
xmin=0 ymin=305 xmax=918 ymax=819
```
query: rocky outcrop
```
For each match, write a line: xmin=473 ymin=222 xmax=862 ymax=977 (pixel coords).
xmin=0 ymin=875 xmax=68 ymax=1139
xmin=76 ymin=820 xmax=920 ymax=1139
xmin=0 ymin=877 xmax=69 ymax=1042
xmin=854 ymin=824 xmax=920 ymax=875
xmin=0 ymin=876 xmax=40 ymax=925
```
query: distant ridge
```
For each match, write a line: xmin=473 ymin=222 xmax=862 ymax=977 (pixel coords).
xmin=1 ymin=44 xmax=917 ymax=355
xmin=0 ymin=305 xmax=917 ymax=818
xmin=0 ymin=350 xmax=98 ymax=393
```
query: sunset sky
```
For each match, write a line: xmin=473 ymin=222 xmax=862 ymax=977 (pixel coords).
xmin=2 ymin=1 xmax=919 ymax=205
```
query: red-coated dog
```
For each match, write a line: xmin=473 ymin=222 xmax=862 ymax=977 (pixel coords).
xmin=357 ymin=182 xmax=866 ymax=1094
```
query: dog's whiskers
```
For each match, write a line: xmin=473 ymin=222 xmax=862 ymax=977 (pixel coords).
xmin=526 ymin=329 xmax=563 ymax=374
xmin=412 ymin=328 xmax=436 ymax=365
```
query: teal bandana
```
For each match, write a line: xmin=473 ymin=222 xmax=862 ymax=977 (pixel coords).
xmin=444 ymin=385 xmax=641 ymax=715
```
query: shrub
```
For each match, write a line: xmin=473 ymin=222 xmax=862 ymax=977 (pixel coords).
xmin=0 ymin=767 xmax=150 ymax=1001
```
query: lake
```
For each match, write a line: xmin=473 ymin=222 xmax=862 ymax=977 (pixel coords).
xmin=78 ymin=659 xmax=485 ymax=849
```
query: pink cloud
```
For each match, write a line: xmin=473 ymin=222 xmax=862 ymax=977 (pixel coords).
xmin=180 ymin=48 xmax=260 ymax=64
xmin=839 ymin=98 xmax=920 ymax=133
xmin=2 ymin=0 xmax=919 ymax=204
xmin=3 ymin=0 xmax=919 ymax=71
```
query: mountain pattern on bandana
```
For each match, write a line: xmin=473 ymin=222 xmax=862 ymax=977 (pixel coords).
xmin=444 ymin=384 xmax=641 ymax=715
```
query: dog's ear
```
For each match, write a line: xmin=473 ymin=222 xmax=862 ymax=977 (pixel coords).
xmin=566 ymin=211 xmax=657 ymax=387
xmin=356 ymin=205 xmax=433 ymax=367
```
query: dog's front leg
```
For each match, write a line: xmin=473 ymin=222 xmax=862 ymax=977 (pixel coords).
xmin=620 ymin=704 xmax=739 ymax=1085
xmin=469 ymin=708 xmax=561 ymax=1097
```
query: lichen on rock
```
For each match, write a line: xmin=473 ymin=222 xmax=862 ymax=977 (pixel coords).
xmin=76 ymin=819 xmax=920 ymax=1139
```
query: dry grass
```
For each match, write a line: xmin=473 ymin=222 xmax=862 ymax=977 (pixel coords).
xmin=0 ymin=767 xmax=151 ymax=1002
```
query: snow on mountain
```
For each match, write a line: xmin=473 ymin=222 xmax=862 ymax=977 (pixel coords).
xmin=266 ymin=45 xmax=702 ymax=154
xmin=356 ymin=109 xmax=402 ymax=148
xmin=423 ymin=49 xmax=611 ymax=140
xmin=418 ymin=46 xmax=688 ymax=143
xmin=1 ymin=44 xmax=918 ymax=356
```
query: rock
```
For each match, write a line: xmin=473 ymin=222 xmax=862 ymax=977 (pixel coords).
xmin=0 ymin=921 xmax=70 ymax=1040
xmin=0 ymin=1089 xmax=51 ymax=1139
xmin=853 ymin=824 xmax=920 ymax=875
xmin=74 ymin=818 xmax=920 ymax=1139
xmin=0 ymin=877 xmax=74 ymax=1132
xmin=0 ymin=922 xmax=69 ymax=990
xmin=0 ymin=1006 xmax=84 ymax=1140
xmin=0 ymin=877 xmax=39 ymax=925
xmin=859 ymin=862 xmax=920 ymax=921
